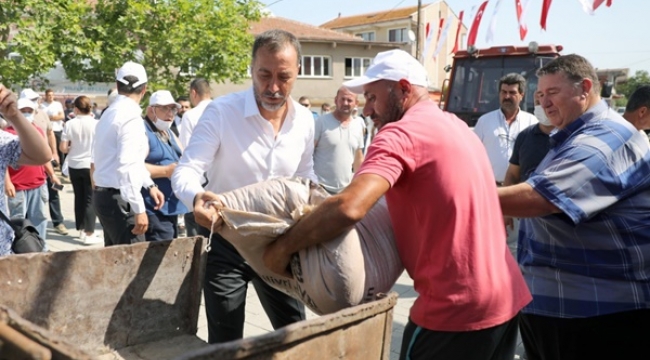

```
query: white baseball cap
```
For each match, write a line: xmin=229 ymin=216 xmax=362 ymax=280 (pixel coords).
xmin=116 ymin=61 xmax=148 ymax=87
xmin=19 ymin=88 xmax=40 ymax=101
xmin=17 ymin=98 xmax=36 ymax=111
xmin=149 ymin=90 xmax=180 ymax=108
xmin=343 ymin=50 xmax=429 ymax=93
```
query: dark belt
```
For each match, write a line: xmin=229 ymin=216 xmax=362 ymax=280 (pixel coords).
xmin=95 ymin=186 xmax=119 ymax=192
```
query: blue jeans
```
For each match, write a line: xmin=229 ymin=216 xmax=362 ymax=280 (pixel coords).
xmin=7 ymin=183 xmax=49 ymax=242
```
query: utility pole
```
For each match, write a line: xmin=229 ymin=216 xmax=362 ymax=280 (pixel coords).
xmin=416 ymin=0 xmax=422 ymax=61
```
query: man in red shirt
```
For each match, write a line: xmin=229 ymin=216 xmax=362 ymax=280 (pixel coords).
xmin=4 ymin=98 xmax=62 ymax=240
xmin=262 ymin=50 xmax=531 ymax=359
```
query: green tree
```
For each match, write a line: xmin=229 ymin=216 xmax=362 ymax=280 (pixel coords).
xmin=616 ymin=70 xmax=650 ymax=99
xmin=56 ymin=0 xmax=261 ymax=97
xmin=0 ymin=0 xmax=81 ymax=90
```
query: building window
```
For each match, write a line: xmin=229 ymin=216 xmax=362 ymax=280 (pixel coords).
xmin=345 ymin=57 xmax=372 ymax=78
xmin=388 ymin=28 xmax=408 ymax=42
xmin=355 ymin=31 xmax=375 ymax=41
xmin=299 ymin=55 xmax=331 ymax=77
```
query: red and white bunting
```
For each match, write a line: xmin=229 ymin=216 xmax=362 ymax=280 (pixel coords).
xmin=467 ymin=0 xmax=489 ymax=47
xmin=540 ymin=0 xmax=553 ymax=30
xmin=421 ymin=22 xmax=436 ymax=61
xmin=577 ymin=0 xmax=596 ymax=15
xmin=451 ymin=10 xmax=465 ymax=54
xmin=515 ymin=0 xmax=529 ymax=41
xmin=432 ymin=15 xmax=454 ymax=61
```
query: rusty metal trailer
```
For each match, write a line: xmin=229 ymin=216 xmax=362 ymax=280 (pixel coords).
xmin=0 ymin=237 xmax=397 ymax=359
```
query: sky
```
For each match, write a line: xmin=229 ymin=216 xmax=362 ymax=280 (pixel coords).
xmin=260 ymin=0 xmax=649 ymax=76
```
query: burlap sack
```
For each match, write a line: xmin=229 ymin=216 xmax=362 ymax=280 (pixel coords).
xmin=215 ymin=177 xmax=403 ymax=315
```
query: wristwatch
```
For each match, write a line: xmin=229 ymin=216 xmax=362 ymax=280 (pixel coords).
xmin=147 ymin=184 xmax=158 ymax=190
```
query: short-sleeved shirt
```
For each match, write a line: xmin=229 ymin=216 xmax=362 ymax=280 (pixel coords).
xmin=313 ymin=113 xmax=364 ymax=194
xmin=509 ymin=124 xmax=552 ymax=182
xmin=474 ymin=108 xmax=538 ymax=182
xmin=61 ymin=115 xmax=97 ymax=169
xmin=521 ymin=101 xmax=650 ymax=318
xmin=357 ymin=101 xmax=531 ymax=331
xmin=4 ymin=126 xmax=46 ymax=191
xmin=0 ymin=131 xmax=21 ymax=256
xmin=41 ymin=101 xmax=64 ymax=132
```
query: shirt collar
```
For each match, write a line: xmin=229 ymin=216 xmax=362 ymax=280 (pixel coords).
xmin=549 ymin=100 xmax=608 ymax=147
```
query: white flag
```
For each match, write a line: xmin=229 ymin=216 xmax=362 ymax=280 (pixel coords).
xmin=577 ymin=0 xmax=595 ymax=15
xmin=486 ymin=0 xmax=503 ymax=43
xmin=421 ymin=24 xmax=436 ymax=62
xmin=432 ymin=16 xmax=454 ymax=60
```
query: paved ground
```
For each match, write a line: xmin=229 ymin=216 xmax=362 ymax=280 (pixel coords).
xmin=45 ymin=174 xmax=525 ymax=359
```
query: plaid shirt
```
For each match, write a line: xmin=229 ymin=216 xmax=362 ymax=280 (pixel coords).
xmin=0 ymin=130 xmax=21 ymax=256
xmin=520 ymin=100 xmax=650 ymax=318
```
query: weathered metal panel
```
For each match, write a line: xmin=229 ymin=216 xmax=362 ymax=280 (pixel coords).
xmin=176 ymin=292 xmax=398 ymax=360
xmin=0 ymin=237 xmax=207 ymax=357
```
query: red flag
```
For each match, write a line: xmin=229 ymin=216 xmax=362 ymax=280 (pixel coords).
xmin=425 ymin=22 xmax=430 ymax=38
xmin=467 ymin=1 xmax=488 ymax=47
xmin=594 ymin=0 xmax=612 ymax=9
xmin=451 ymin=10 xmax=464 ymax=54
xmin=515 ymin=0 xmax=528 ymax=40
xmin=540 ymin=0 xmax=553 ymax=30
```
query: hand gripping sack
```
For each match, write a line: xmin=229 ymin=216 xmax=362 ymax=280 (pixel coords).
xmin=215 ymin=177 xmax=403 ymax=315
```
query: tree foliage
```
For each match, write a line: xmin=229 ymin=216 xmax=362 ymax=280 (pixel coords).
xmin=56 ymin=0 xmax=262 ymax=96
xmin=616 ymin=70 xmax=650 ymax=100
xmin=0 ymin=0 xmax=81 ymax=90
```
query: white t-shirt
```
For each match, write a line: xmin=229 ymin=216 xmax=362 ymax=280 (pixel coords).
xmin=41 ymin=101 xmax=64 ymax=132
xmin=474 ymin=108 xmax=538 ymax=183
xmin=61 ymin=115 xmax=97 ymax=169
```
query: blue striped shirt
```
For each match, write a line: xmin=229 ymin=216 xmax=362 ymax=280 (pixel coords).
xmin=520 ymin=100 xmax=650 ymax=318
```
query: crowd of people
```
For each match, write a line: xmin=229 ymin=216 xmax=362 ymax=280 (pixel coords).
xmin=0 ymin=27 xmax=649 ymax=360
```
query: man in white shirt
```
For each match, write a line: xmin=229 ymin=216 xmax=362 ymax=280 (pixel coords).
xmin=313 ymin=87 xmax=365 ymax=194
xmin=41 ymin=89 xmax=65 ymax=165
xmin=179 ymin=78 xmax=212 ymax=149
xmin=473 ymin=73 xmax=538 ymax=186
xmin=92 ymin=61 xmax=165 ymax=246
xmin=172 ymin=29 xmax=316 ymax=344
xmin=178 ymin=78 xmax=212 ymax=238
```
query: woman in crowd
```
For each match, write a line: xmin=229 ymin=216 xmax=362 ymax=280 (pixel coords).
xmin=0 ymin=85 xmax=52 ymax=255
xmin=60 ymin=96 xmax=101 ymax=244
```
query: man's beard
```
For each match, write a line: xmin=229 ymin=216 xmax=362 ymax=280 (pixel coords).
xmin=375 ymin=87 xmax=404 ymax=128
xmin=254 ymin=89 xmax=286 ymax=112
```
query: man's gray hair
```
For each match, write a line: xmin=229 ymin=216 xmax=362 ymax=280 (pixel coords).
xmin=537 ymin=54 xmax=600 ymax=95
xmin=252 ymin=29 xmax=301 ymax=65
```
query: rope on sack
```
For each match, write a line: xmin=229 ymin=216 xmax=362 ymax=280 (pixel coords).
xmin=204 ymin=200 xmax=222 ymax=253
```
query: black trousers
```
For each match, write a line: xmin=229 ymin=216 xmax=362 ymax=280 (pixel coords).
xmin=184 ymin=212 xmax=200 ymax=237
xmin=46 ymin=176 xmax=64 ymax=226
xmin=53 ymin=130 xmax=65 ymax=167
xmin=92 ymin=188 xmax=144 ymax=246
xmin=145 ymin=211 xmax=178 ymax=241
xmin=199 ymin=227 xmax=305 ymax=344
xmin=399 ymin=315 xmax=519 ymax=360
xmin=521 ymin=310 xmax=650 ymax=360
xmin=69 ymin=167 xmax=95 ymax=233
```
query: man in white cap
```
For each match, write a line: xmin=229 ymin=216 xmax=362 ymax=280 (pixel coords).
xmin=140 ymin=90 xmax=187 ymax=241
xmin=19 ymin=89 xmax=59 ymax=167
xmin=261 ymin=49 xmax=531 ymax=360
xmin=92 ymin=61 xmax=165 ymax=246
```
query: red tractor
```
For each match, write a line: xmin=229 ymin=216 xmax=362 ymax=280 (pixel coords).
xmin=442 ymin=43 xmax=563 ymax=127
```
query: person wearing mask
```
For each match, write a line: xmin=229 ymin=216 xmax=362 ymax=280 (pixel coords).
xmin=4 ymin=97 xmax=59 ymax=246
xmin=60 ymin=96 xmax=101 ymax=244
xmin=502 ymin=94 xmax=555 ymax=257
xmin=142 ymin=90 xmax=187 ymax=241
xmin=0 ymin=87 xmax=52 ymax=255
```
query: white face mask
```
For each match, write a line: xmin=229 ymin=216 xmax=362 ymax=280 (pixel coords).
xmin=21 ymin=112 xmax=34 ymax=123
xmin=534 ymin=105 xmax=552 ymax=126
xmin=154 ymin=118 xmax=172 ymax=132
